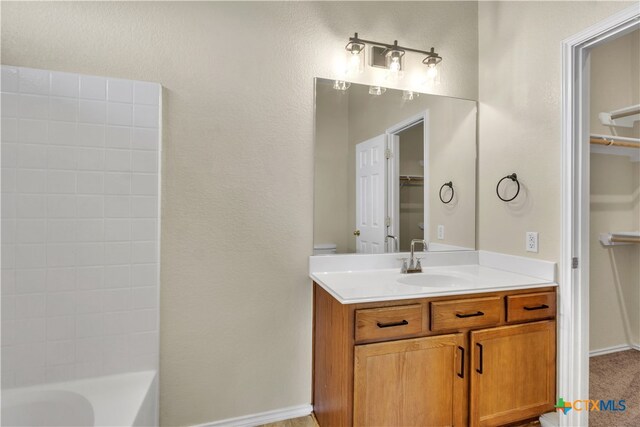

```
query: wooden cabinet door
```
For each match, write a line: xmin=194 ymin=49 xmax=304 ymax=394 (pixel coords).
xmin=354 ymin=334 xmax=465 ymax=427
xmin=469 ymin=320 xmax=556 ymax=427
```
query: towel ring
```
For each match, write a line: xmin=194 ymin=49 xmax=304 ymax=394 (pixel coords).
xmin=439 ymin=181 xmax=454 ymax=204
xmin=496 ymin=173 xmax=520 ymax=202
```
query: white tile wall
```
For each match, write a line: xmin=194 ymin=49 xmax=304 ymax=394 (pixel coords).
xmin=1 ymin=66 xmax=161 ymax=388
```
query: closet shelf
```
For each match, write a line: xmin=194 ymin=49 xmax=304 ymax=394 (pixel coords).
xmin=599 ymin=232 xmax=640 ymax=246
xmin=599 ymin=104 xmax=640 ymax=128
xmin=400 ymin=175 xmax=424 ymax=187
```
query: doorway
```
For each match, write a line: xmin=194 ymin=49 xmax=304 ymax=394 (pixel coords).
xmin=561 ymin=5 xmax=640 ymax=427
xmin=386 ymin=112 xmax=429 ymax=253
xmin=396 ymin=122 xmax=425 ymax=251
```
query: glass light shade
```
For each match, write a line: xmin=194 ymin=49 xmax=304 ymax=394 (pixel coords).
xmin=385 ymin=49 xmax=404 ymax=82
xmin=333 ymin=80 xmax=351 ymax=91
xmin=346 ymin=49 xmax=364 ymax=75
xmin=402 ymin=90 xmax=417 ymax=101
xmin=368 ymin=86 xmax=386 ymax=96
xmin=425 ymin=63 xmax=441 ymax=86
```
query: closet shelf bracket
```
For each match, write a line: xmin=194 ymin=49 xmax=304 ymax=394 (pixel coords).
xmin=599 ymin=232 xmax=640 ymax=246
xmin=598 ymin=104 xmax=640 ymax=128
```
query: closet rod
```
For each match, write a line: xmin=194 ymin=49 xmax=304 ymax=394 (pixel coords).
xmin=611 ymin=236 xmax=640 ymax=244
xmin=611 ymin=108 xmax=640 ymax=120
xmin=590 ymin=136 xmax=640 ymax=149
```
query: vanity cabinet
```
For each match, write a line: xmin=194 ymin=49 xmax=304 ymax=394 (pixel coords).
xmin=313 ymin=284 xmax=557 ymax=427
xmin=354 ymin=334 xmax=465 ymax=426
xmin=469 ymin=321 xmax=556 ymax=427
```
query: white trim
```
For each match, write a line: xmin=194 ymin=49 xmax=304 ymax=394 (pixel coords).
xmin=560 ymin=5 xmax=639 ymax=427
xmin=589 ymin=344 xmax=633 ymax=357
xmin=385 ymin=111 xmax=431 ymax=247
xmin=389 ymin=134 xmax=400 ymax=251
xmin=191 ymin=404 xmax=313 ymax=427
xmin=385 ymin=112 xmax=426 ymax=135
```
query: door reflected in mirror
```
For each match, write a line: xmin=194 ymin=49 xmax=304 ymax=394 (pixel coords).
xmin=314 ymin=78 xmax=477 ymax=254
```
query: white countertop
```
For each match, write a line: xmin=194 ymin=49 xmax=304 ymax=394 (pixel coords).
xmin=311 ymin=261 xmax=556 ymax=304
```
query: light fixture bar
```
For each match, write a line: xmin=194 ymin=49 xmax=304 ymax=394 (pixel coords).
xmin=347 ymin=33 xmax=437 ymax=57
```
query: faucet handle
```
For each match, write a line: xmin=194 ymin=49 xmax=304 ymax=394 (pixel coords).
xmin=397 ymin=258 xmax=409 ymax=274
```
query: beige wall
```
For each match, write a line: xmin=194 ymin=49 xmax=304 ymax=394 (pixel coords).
xmin=1 ymin=2 xmax=479 ymax=425
xmin=590 ymin=30 xmax=640 ymax=138
xmin=589 ymin=155 xmax=640 ymax=350
xmin=314 ymin=82 xmax=349 ymax=253
xmin=477 ymin=1 xmax=634 ymax=262
xmin=588 ymin=30 xmax=640 ymax=351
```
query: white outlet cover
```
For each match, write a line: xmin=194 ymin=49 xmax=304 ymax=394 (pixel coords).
xmin=526 ymin=232 xmax=539 ymax=253
xmin=437 ymin=225 xmax=445 ymax=240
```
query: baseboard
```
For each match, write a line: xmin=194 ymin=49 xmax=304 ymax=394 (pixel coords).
xmin=191 ymin=404 xmax=313 ymax=427
xmin=589 ymin=343 xmax=635 ymax=357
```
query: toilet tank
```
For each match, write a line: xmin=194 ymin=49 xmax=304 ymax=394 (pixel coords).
xmin=313 ymin=243 xmax=337 ymax=255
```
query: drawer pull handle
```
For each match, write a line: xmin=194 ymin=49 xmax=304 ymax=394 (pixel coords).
xmin=523 ymin=304 xmax=549 ymax=311
xmin=476 ymin=343 xmax=484 ymax=374
xmin=376 ymin=320 xmax=409 ymax=328
xmin=456 ymin=311 xmax=484 ymax=318
xmin=457 ymin=346 xmax=465 ymax=378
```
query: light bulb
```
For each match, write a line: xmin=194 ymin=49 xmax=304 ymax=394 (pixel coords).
xmin=386 ymin=58 xmax=401 ymax=83
xmin=422 ymin=49 xmax=442 ymax=86
xmin=348 ymin=51 xmax=363 ymax=75
xmin=402 ymin=90 xmax=416 ymax=101
xmin=389 ymin=57 xmax=401 ymax=72
xmin=427 ymin=64 xmax=438 ymax=79
xmin=386 ymin=51 xmax=404 ymax=82
xmin=369 ymin=86 xmax=386 ymax=96
xmin=333 ymin=80 xmax=351 ymax=91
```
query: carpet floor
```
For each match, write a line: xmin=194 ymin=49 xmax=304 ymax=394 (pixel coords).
xmin=590 ymin=349 xmax=640 ymax=426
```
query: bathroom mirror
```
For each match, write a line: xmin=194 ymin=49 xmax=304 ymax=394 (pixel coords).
xmin=314 ymin=78 xmax=477 ymax=254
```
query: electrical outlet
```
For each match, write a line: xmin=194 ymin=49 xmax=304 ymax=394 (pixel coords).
xmin=437 ymin=225 xmax=445 ymax=240
xmin=526 ymin=232 xmax=539 ymax=253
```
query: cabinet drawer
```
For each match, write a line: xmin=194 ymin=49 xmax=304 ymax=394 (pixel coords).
xmin=431 ymin=297 xmax=501 ymax=332
xmin=506 ymin=292 xmax=556 ymax=322
xmin=355 ymin=304 xmax=423 ymax=342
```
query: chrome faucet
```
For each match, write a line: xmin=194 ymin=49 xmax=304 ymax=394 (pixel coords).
xmin=406 ymin=239 xmax=428 ymax=273
xmin=385 ymin=235 xmax=399 ymax=253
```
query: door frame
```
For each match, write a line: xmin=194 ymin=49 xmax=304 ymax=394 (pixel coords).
xmin=386 ymin=111 xmax=430 ymax=251
xmin=560 ymin=5 xmax=639 ymax=427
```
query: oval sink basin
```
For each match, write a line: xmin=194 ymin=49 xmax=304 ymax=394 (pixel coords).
xmin=398 ymin=273 xmax=470 ymax=287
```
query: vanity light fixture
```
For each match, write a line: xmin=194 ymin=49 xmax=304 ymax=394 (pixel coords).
xmin=333 ymin=80 xmax=351 ymax=91
xmin=344 ymin=33 xmax=442 ymax=83
xmin=423 ymin=47 xmax=442 ymax=85
xmin=385 ymin=41 xmax=405 ymax=82
xmin=344 ymin=33 xmax=366 ymax=75
xmin=402 ymin=90 xmax=417 ymax=101
xmin=369 ymin=86 xmax=386 ymax=96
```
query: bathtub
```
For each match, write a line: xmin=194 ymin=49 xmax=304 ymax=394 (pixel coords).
xmin=1 ymin=370 xmax=157 ymax=427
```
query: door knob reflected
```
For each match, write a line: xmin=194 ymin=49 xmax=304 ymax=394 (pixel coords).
xmin=353 ymin=230 xmax=361 ymax=236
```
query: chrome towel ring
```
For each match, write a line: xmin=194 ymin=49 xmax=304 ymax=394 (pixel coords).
xmin=496 ymin=173 xmax=520 ymax=202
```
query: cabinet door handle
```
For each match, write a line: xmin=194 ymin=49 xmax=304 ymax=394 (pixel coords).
xmin=456 ymin=311 xmax=484 ymax=318
xmin=476 ymin=343 xmax=483 ymax=374
xmin=376 ymin=320 xmax=408 ymax=328
xmin=457 ymin=346 xmax=465 ymax=378
xmin=523 ymin=304 xmax=549 ymax=311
